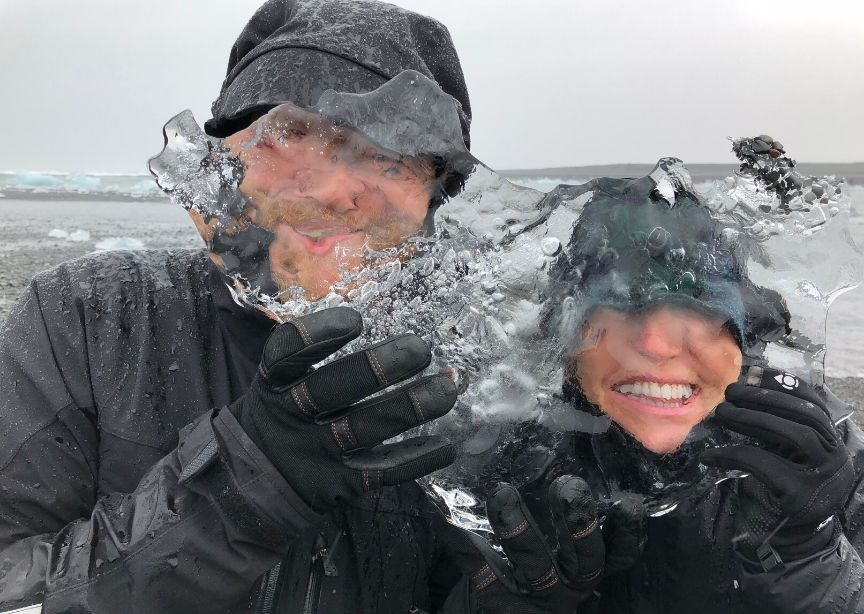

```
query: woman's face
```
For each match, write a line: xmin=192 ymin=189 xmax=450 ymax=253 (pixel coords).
xmin=573 ymin=304 xmax=742 ymax=454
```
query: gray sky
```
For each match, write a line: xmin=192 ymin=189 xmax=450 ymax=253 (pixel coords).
xmin=2 ymin=0 xmax=862 ymax=173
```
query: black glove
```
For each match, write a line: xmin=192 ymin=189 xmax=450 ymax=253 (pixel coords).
xmin=229 ymin=307 xmax=458 ymax=513
xmin=446 ymin=475 xmax=644 ymax=613
xmin=701 ymin=367 xmax=855 ymax=570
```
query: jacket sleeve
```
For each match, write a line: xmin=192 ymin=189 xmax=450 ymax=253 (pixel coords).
xmin=738 ymin=419 xmax=864 ymax=613
xmin=0 ymin=281 xmax=321 ymax=613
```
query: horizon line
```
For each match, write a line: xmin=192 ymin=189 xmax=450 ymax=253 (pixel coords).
xmin=3 ymin=161 xmax=863 ymax=177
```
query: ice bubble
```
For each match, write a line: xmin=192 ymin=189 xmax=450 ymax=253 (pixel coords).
xmin=323 ymin=293 xmax=344 ymax=308
xmin=360 ymin=281 xmax=379 ymax=300
xmin=796 ymin=280 xmax=824 ymax=301
xmin=540 ymin=237 xmax=561 ymax=256
xmin=418 ymin=258 xmax=436 ymax=276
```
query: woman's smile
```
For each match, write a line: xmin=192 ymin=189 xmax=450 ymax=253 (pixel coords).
xmin=574 ymin=305 xmax=742 ymax=453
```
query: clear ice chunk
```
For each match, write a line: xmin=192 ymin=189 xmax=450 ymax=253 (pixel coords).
xmin=149 ymin=86 xmax=861 ymax=544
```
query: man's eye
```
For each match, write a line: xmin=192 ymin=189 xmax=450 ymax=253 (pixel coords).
xmin=278 ymin=128 xmax=306 ymax=144
xmin=363 ymin=151 xmax=400 ymax=168
xmin=374 ymin=157 xmax=406 ymax=177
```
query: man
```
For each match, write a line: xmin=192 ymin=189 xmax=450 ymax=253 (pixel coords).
xmin=219 ymin=105 xmax=438 ymax=299
xmin=0 ymin=2 xmax=618 ymax=613
xmin=186 ymin=91 xmax=469 ymax=304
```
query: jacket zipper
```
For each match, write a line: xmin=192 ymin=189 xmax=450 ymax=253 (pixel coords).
xmin=257 ymin=560 xmax=282 ymax=614
xmin=302 ymin=534 xmax=329 ymax=614
xmin=259 ymin=532 xmax=340 ymax=614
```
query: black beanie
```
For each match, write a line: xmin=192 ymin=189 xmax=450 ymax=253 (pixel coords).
xmin=541 ymin=160 xmax=791 ymax=356
xmin=205 ymin=0 xmax=472 ymax=147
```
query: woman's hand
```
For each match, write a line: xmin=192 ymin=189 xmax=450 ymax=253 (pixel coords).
xmin=443 ymin=475 xmax=644 ymax=613
xmin=701 ymin=367 xmax=855 ymax=570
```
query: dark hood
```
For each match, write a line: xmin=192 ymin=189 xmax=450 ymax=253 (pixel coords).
xmin=205 ymin=0 xmax=472 ymax=147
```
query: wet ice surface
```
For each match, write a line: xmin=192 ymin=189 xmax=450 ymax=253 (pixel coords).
xmin=704 ymin=136 xmax=862 ymax=383
xmin=147 ymin=76 xmax=863 ymax=543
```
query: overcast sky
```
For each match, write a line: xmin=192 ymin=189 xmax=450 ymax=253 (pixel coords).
xmin=2 ymin=0 xmax=862 ymax=173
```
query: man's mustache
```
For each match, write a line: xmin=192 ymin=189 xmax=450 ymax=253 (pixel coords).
xmin=263 ymin=199 xmax=366 ymax=231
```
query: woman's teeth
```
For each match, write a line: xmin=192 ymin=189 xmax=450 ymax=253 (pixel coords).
xmin=613 ymin=381 xmax=694 ymax=405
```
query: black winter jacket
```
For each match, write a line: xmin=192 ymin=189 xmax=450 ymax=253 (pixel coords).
xmin=513 ymin=419 xmax=864 ymax=614
xmin=0 ymin=249 xmax=464 ymax=614
xmin=2 ymin=248 xmax=863 ymax=613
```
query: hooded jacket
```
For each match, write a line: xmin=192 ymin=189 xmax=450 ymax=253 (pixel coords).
xmin=204 ymin=0 xmax=472 ymax=146
xmin=503 ymin=401 xmax=864 ymax=614
xmin=0 ymin=249 xmax=469 ymax=614
xmin=521 ymin=177 xmax=864 ymax=613
xmin=2 ymin=250 xmax=864 ymax=614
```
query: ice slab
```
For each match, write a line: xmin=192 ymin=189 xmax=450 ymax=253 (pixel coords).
xmin=148 ymin=82 xmax=861 ymax=543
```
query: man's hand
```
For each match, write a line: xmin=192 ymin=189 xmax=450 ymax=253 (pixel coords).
xmin=701 ymin=368 xmax=855 ymax=570
xmin=448 ymin=475 xmax=644 ymax=613
xmin=228 ymin=307 xmax=458 ymax=513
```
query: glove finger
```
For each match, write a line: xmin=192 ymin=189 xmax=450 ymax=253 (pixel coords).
xmin=712 ymin=402 xmax=826 ymax=459
xmin=284 ymin=333 xmax=432 ymax=418
xmin=486 ymin=483 xmax=561 ymax=593
xmin=326 ymin=375 xmax=457 ymax=451
xmin=740 ymin=366 xmax=826 ymax=410
xmin=343 ymin=436 xmax=456 ymax=490
xmin=602 ymin=495 xmax=646 ymax=575
xmin=260 ymin=307 xmax=363 ymax=384
xmin=727 ymin=381 xmax=836 ymax=443
xmin=548 ymin=475 xmax=604 ymax=586
xmin=701 ymin=444 xmax=801 ymax=497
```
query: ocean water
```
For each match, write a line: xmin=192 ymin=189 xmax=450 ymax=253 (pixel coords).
xmin=1 ymin=170 xmax=862 ymax=376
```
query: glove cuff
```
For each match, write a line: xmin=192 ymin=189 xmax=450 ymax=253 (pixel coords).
xmin=735 ymin=517 xmax=840 ymax=572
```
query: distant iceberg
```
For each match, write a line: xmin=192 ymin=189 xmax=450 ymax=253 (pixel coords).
xmin=0 ymin=171 xmax=165 ymax=201
xmin=94 ymin=237 xmax=146 ymax=251
xmin=9 ymin=171 xmax=62 ymax=189
xmin=46 ymin=228 xmax=91 ymax=243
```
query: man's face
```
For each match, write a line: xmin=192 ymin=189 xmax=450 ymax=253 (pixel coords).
xmin=198 ymin=105 xmax=438 ymax=300
xmin=572 ymin=304 xmax=742 ymax=454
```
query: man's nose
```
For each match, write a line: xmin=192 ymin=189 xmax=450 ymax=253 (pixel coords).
xmin=632 ymin=313 xmax=685 ymax=361
xmin=298 ymin=164 xmax=365 ymax=213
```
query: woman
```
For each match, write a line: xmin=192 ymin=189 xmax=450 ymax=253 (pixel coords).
xmin=474 ymin=171 xmax=864 ymax=613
